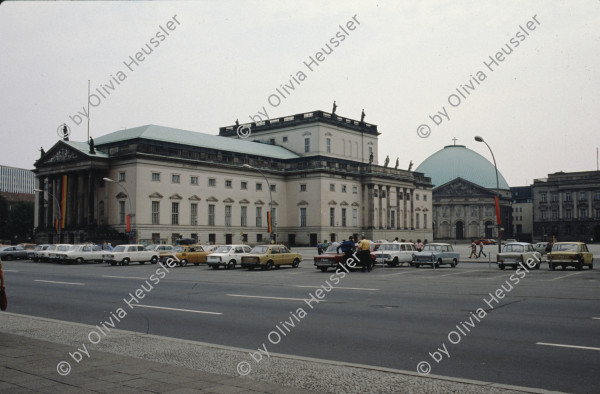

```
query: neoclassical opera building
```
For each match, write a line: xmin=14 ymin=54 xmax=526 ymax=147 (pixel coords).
xmin=33 ymin=110 xmax=433 ymax=246
xmin=415 ymin=143 xmax=513 ymax=241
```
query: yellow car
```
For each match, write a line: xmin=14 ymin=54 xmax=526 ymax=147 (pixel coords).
xmin=241 ymin=245 xmax=302 ymax=270
xmin=164 ymin=245 xmax=213 ymax=267
xmin=547 ymin=242 xmax=593 ymax=270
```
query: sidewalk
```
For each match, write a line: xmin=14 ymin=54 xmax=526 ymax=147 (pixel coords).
xmin=0 ymin=332 xmax=313 ymax=393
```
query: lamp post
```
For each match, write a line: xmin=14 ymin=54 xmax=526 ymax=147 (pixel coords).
xmin=103 ymin=177 xmax=135 ymax=242
xmin=33 ymin=188 xmax=62 ymax=243
xmin=474 ymin=136 xmax=502 ymax=254
xmin=243 ymin=164 xmax=275 ymax=243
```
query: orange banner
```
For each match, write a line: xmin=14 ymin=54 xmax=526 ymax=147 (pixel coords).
xmin=61 ymin=175 xmax=67 ymax=228
xmin=267 ymin=211 xmax=272 ymax=233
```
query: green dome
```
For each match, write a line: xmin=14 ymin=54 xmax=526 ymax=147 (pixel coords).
xmin=416 ymin=145 xmax=509 ymax=190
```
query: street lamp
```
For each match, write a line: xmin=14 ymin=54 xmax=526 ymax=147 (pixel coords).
xmin=243 ymin=164 xmax=275 ymax=243
xmin=474 ymin=136 xmax=502 ymax=254
xmin=103 ymin=177 xmax=135 ymax=242
xmin=33 ymin=188 xmax=62 ymax=243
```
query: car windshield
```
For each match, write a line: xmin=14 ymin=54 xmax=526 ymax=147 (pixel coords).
xmin=422 ymin=245 xmax=441 ymax=252
xmin=145 ymin=244 xmax=157 ymax=251
xmin=503 ymin=244 xmax=524 ymax=253
xmin=113 ymin=246 xmax=126 ymax=252
xmin=553 ymin=243 xmax=579 ymax=252
xmin=173 ymin=246 xmax=185 ymax=252
xmin=325 ymin=244 xmax=340 ymax=253
xmin=0 ymin=247 xmax=7 ymax=251
xmin=251 ymin=246 xmax=269 ymax=254
xmin=57 ymin=245 xmax=70 ymax=251
xmin=380 ymin=244 xmax=399 ymax=251
xmin=214 ymin=246 xmax=231 ymax=253
xmin=69 ymin=245 xmax=81 ymax=251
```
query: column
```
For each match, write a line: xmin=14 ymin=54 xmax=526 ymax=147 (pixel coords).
xmin=37 ymin=176 xmax=45 ymax=228
xmin=396 ymin=187 xmax=401 ymax=230
xmin=378 ymin=185 xmax=383 ymax=229
xmin=403 ymin=187 xmax=408 ymax=229
xmin=409 ymin=189 xmax=415 ymax=229
xmin=367 ymin=184 xmax=374 ymax=229
xmin=386 ymin=185 xmax=391 ymax=229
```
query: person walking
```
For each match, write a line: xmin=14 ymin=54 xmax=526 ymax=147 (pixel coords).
xmin=358 ymin=236 xmax=371 ymax=272
xmin=337 ymin=236 xmax=356 ymax=270
xmin=469 ymin=240 xmax=478 ymax=258
xmin=317 ymin=242 xmax=323 ymax=255
xmin=478 ymin=241 xmax=487 ymax=258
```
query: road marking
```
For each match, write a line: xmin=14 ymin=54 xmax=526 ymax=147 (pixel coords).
xmin=135 ymin=304 xmax=222 ymax=315
xmin=103 ymin=275 xmax=148 ymax=280
xmin=593 ymin=317 xmax=600 ymax=320
xmin=34 ymin=280 xmax=84 ymax=286
xmin=547 ymin=272 xmax=585 ymax=281
xmin=378 ymin=270 xmax=425 ymax=277
xmin=295 ymin=285 xmax=379 ymax=291
xmin=421 ymin=269 xmax=488 ymax=278
xmin=3 ymin=269 xmax=19 ymax=272
xmin=227 ymin=294 xmax=314 ymax=302
xmin=537 ymin=342 xmax=600 ymax=352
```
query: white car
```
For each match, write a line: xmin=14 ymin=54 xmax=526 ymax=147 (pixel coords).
xmin=38 ymin=244 xmax=57 ymax=262
xmin=206 ymin=244 xmax=253 ymax=269
xmin=103 ymin=244 xmax=159 ymax=266
xmin=373 ymin=242 xmax=417 ymax=267
xmin=49 ymin=244 xmax=73 ymax=263
xmin=55 ymin=244 xmax=105 ymax=264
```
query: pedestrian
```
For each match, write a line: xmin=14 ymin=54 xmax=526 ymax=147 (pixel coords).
xmin=415 ymin=239 xmax=424 ymax=252
xmin=321 ymin=240 xmax=329 ymax=253
xmin=317 ymin=241 xmax=323 ymax=255
xmin=358 ymin=236 xmax=371 ymax=272
xmin=337 ymin=236 xmax=356 ymax=270
xmin=478 ymin=241 xmax=487 ymax=258
xmin=469 ymin=240 xmax=478 ymax=258
xmin=393 ymin=237 xmax=399 ymax=243
xmin=107 ymin=243 xmax=114 ymax=252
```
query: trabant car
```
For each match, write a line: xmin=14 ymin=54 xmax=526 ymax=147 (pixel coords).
xmin=163 ymin=245 xmax=213 ymax=267
xmin=313 ymin=243 xmax=375 ymax=272
xmin=29 ymin=244 xmax=52 ymax=261
xmin=547 ymin=242 xmax=593 ymax=270
xmin=373 ymin=242 xmax=416 ymax=267
xmin=54 ymin=244 xmax=105 ymax=264
xmin=103 ymin=244 xmax=159 ymax=266
xmin=242 ymin=245 xmax=302 ymax=270
xmin=206 ymin=244 xmax=252 ymax=269
xmin=533 ymin=242 xmax=549 ymax=255
xmin=497 ymin=242 xmax=541 ymax=270
xmin=412 ymin=243 xmax=459 ymax=268
xmin=48 ymin=244 xmax=73 ymax=263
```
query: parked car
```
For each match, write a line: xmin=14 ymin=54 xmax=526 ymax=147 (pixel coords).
xmin=38 ymin=244 xmax=57 ymax=262
xmin=314 ymin=243 xmax=376 ymax=272
xmin=48 ymin=244 xmax=73 ymax=263
xmin=19 ymin=243 xmax=37 ymax=250
xmin=206 ymin=244 xmax=253 ymax=269
xmin=146 ymin=244 xmax=176 ymax=262
xmin=497 ymin=242 xmax=541 ymax=270
xmin=0 ymin=245 xmax=29 ymax=260
xmin=477 ymin=238 xmax=493 ymax=245
xmin=533 ymin=242 xmax=549 ymax=255
xmin=54 ymin=244 xmax=105 ymax=264
xmin=373 ymin=242 xmax=416 ymax=267
xmin=162 ymin=245 xmax=213 ymax=267
xmin=412 ymin=243 xmax=459 ymax=268
xmin=547 ymin=242 xmax=593 ymax=270
xmin=242 ymin=245 xmax=302 ymax=270
xmin=103 ymin=244 xmax=159 ymax=266
xmin=29 ymin=244 xmax=52 ymax=261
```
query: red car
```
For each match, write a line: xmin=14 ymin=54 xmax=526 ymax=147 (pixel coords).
xmin=313 ymin=243 xmax=375 ymax=272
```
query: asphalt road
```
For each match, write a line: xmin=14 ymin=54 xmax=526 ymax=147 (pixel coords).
xmin=3 ymin=248 xmax=599 ymax=393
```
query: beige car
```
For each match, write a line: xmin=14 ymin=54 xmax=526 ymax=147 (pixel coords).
xmin=497 ymin=242 xmax=541 ymax=270
xmin=547 ymin=242 xmax=593 ymax=270
xmin=163 ymin=245 xmax=213 ymax=267
xmin=241 ymin=245 xmax=302 ymax=270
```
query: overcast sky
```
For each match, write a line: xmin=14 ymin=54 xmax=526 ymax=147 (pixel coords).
xmin=1 ymin=0 xmax=599 ymax=186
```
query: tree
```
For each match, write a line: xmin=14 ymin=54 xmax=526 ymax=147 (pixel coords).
xmin=7 ymin=201 xmax=34 ymax=242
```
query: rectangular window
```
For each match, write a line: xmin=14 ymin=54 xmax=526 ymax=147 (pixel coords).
xmin=118 ymin=172 xmax=125 ymax=182
xmin=580 ymin=208 xmax=587 ymax=219
xmin=595 ymin=191 xmax=600 ymax=201
xmin=256 ymin=183 xmax=262 ymax=191
xmin=304 ymin=137 xmax=310 ymax=152
xmin=172 ymin=174 xmax=180 ymax=183
xmin=596 ymin=208 xmax=600 ymax=219
xmin=300 ymin=184 xmax=307 ymax=192
xmin=282 ymin=136 xmax=288 ymax=142
xmin=225 ymin=205 xmax=232 ymax=226
xmin=256 ymin=207 xmax=262 ymax=227
xmin=423 ymin=194 xmax=427 ymax=202
xmin=119 ymin=201 xmax=125 ymax=225
xmin=241 ymin=206 xmax=247 ymax=227
xmin=300 ymin=207 xmax=307 ymax=227
xmin=152 ymin=233 xmax=160 ymax=243
xmin=208 ymin=178 xmax=216 ymax=187
xmin=353 ymin=185 xmax=358 ymax=194
xmin=208 ymin=204 xmax=215 ymax=226
xmin=171 ymin=202 xmax=179 ymax=225
xmin=540 ymin=193 xmax=546 ymax=203
xmin=270 ymin=184 xmax=276 ymax=192
xmin=225 ymin=180 xmax=232 ymax=188
xmin=342 ymin=185 xmax=347 ymax=193
xmin=541 ymin=210 xmax=547 ymax=220
xmin=241 ymin=181 xmax=247 ymax=190
xmin=190 ymin=176 xmax=198 ymax=185
xmin=565 ymin=192 xmax=571 ymax=201
xmin=152 ymin=172 xmax=160 ymax=182
xmin=552 ymin=210 xmax=557 ymax=220
xmin=326 ymin=138 xmax=331 ymax=153
xmin=272 ymin=208 xmax=276 ymax=227
xmin=551 ymin=193 xmax=557 ymax=202
xmin=190 ymin=203 xmax=198 ymax=225
xmin=416 ymin=194 xmax=420 ymax=201
xmin=566 ymin=209 xmax=572 ymax=219
xmin=353 ymin=208 xmax=358 ymax=227
xmin=257 ymin=234 xmax=263 ymax=243
xmin=424 ymin=213 xmax=428 ymax=229
xmin=330 ymin=183 xmax=335 ymax=192
xmin=415 ymin=213 xmax=420 ymax=229
xmin=579 ymin=191 xmax=586 ymax=201
xmin=151 ymin=201 xmax=160 ymax=225
xmin=391 ymin=210 xmax=395 ymax=228
xmin=330 ymin=207 xmax=335 ymax=227
xmin=341 ymin=208 xmax=347 ymax=227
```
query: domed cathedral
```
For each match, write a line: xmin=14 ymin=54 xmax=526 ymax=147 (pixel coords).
xmin=416 ymin=142 xmax=512 ymax=241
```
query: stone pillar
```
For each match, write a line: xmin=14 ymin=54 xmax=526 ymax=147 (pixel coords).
xmin=409 ymin=189 xmax=415 ymax=229
xmin=403 ymin=187 xmax=408 ymax=229
xmin=386 ymin=185 xmax=391 ymax=229
xmin=378 ymin=185 xmax=383 ymax=229
xmin=396 ymin=187 xmax=401 ymax=230
xmin=37 ymin=176 xmax=45 ymax=229
xmin=367 ymin=184 xmax=375 ymax=229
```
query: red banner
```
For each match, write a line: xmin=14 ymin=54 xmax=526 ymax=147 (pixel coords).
xmin=494 ymin=196 xmax=501 ymax=225
xmin=126 ymin=214 xmax=131 ymax=232
xmin=61 ymin=175 xmax=67 ymax=228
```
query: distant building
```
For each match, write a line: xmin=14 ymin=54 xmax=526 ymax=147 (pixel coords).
xmin=33 ymin=110 xmax=433 ymax=245
xmin=0 ymin=165 xmax=35 ymax=208
xmin=416 ymin=144 xmax=512 ymax=241
xmin=510 ymin=186 xmax=533 ymax=242
xmin=532 ymin=171 xmax=600 ymax=242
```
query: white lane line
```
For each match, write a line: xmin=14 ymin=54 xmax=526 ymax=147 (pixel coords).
xmin=294 ymin=285 xmax=379 ymax=291
xmin=422 ymin=269 xmax=488 ymax=278
xmin=537 ymin=342 xmax=600 ymax=352
xmin=3 ymin=269 xmax=19 ymax=272
xmin=547 ymin=272 xmax=585 ymax=281
xmin=102 ymin=275 xmax=147 ymax=280
xmin=377 ymin=270 xmax=426 ymax=277
xmin=227 ymin=294 xmax=314 ymax=302
xmin=135 ymin=304 xmax=222 ymax=315
xmin=593 ymin=317 xmax=600 ymax=320
xmin=34 ymin=280 xmax=84 ymax=286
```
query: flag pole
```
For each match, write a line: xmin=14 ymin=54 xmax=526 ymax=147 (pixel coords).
xmin=87 ymin=80 xmax=90 ymax=142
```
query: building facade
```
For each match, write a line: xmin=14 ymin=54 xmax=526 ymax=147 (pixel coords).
xmin=532 ymin=171 xmax=600 ymax=242
xmin=33 ymin=110 xmax=433 ymax=245
xmin=511 ymin=186 xmax=533 ymax=242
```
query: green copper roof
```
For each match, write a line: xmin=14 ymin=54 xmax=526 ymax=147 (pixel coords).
xmin=415 ymin=145 xmax=510 ymax=190
xmin=63 ymin=140 xmax=109 ymax=158
xmin=94 ymin=124 xmax=300 ymax=160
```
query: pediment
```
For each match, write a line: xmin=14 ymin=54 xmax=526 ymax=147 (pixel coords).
xmin=223 ymin=197 xmax=235 ymax=203
xmin=148 ymin=192 xmax=163 ymax=199
xmin=188 ymin=195 xmax=201 ymax=201
xmin=340 ymin=201 xmax=349 ymax=206
xmin=239 ymin=198 xmax=250 ymax=204
xmin=351 ymin=202 xmax=360 ymax=206
xmin=297 ymin=200 xmax=308 ymax=206
xmin=328 ymin=200 xmax=337 ymax=205
xmin=115 ymin=192 xmax=128 ymax=199
xmin=254 ymin=199 xmax=265 ymax=205
xmin=434 ymin=178 xmax=495 ymax=197
xmin=38 ymin=142 xmax=85 ymax=165
xmin=206 ymin=196 xmax=219 ymax=202
xmin=169 ymin=193 xmax=183 ymax=200
xmin=269 ymin=201 xmax=279 ymax=206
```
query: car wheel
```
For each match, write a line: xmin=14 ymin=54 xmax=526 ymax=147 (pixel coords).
xmin=451 ymin=259 xmax=457 ymax=268
xmin=320 ymin=267 xmax=328 ymax=272
xmin=110 ymin=261 xmax=116 ymax=266
xmin=292 ymin=258 xmax=300 ymax=268
xmin=576 ymin=261 xmax=583 ymax=270
xmin=415 ymin=263 xmax=420 ymax=268
xmin=122 ymin=258 xmax=130 ymax=266
xmin=150 ymin=256 xmax=158 ymax=264
xmin=589 ymin=263 xmax=593 ymax=270
xmin=227 ymin=260 xmax=236 ymax=270
xmin=76 ymin=257 xmax=84 ymax=265
xmin=499 ymin=264 xmax=505 ymax=270
xmin=180 ymin=259 xmax=188 ymax=267
xmin=435 ymin=259 xmax=442 ymax=268
xmin=265 ymin=261 xmax=274 ymax=270
xmin=392 ymin=258 xmax=399 ymax=267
